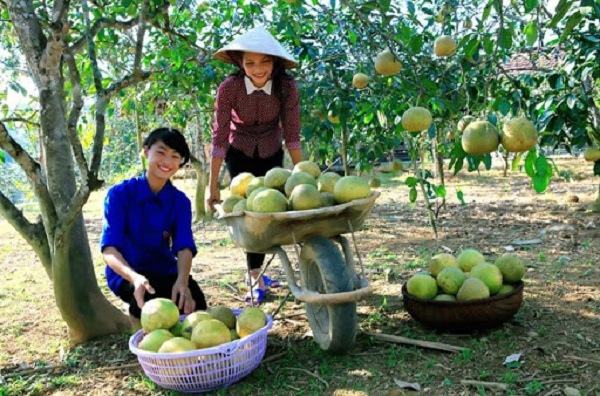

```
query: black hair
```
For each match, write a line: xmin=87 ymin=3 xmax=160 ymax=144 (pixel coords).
xmin=228 ymin=51 xmax=294 ymax=118
xmin=143 ymin=127 xmax=191 ymax=166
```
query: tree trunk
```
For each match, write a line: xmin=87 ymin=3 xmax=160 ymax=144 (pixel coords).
xmin=592 ymin=183 xmax=600 ymax=213
xmin=191 ymin=159 xmax=208 ymax=222
xmin=41 ymin=89 xmax=129 ymax=342
xmin=341 ymin=125 xmax=349 ymax=176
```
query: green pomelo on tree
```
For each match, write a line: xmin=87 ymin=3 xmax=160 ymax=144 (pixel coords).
xmin=401 ymin=106 xmax=433 ymax=133
xmin=138 ymin=329 xmax=174 ymax=352
xmin=436 ymin=267 xmax=466 ymax=295
xmin=462 ymin=121 xmax=500 ymax=155
xmin=470 ymin=263 xmax=503 ymax=294
xmin=374 ymin=48 xmax=402 ymax=76
xmin=456 ymin=278 xmax=490 ymax=301
xmin=501 ymin=116 xmax=538 ymax=153
xmin=333 ymin=176 xmax=371 ymax=203
xmin=140 ymin=298 xmax=180 ymax=333
xmin=495 ymin=254 xmax=525 ymax=283
xmin=406 ymin=274 xmax=438 ymax=300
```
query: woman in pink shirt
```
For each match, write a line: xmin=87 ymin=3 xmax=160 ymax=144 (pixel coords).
xmin=207 ymin=26 xmax=303 ymax=304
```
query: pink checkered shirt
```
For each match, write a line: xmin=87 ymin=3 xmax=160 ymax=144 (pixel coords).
xmin=211 ymin=75 xmax=301 ymax=159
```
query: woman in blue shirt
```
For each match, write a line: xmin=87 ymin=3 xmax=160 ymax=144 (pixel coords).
xmin=101 ymin=128 xmax=207 ymax=327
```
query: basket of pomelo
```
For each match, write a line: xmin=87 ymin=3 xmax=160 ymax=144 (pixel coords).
xmin=129 ymin=298 xmax=272 ymax=393
xmin=402 ymin=250 xmax=526 ymax=331
xmin=215 ymin=161 xmax=380 ymax=253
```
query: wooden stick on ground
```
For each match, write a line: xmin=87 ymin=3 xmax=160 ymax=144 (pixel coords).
xmin=364 ymin=332 xmax=467 ymax=353
xmin=461 ymin=380 xmax=508 ymax=390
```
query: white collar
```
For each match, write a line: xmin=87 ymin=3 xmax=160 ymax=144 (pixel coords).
xmin=244 ymin=76 xmax=272 ymax=95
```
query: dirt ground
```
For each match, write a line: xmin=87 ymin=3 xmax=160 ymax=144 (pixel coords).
xmin=0 ymin=157 xmax=599 ymax=395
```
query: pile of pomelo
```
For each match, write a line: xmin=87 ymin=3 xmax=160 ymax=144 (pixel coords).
xmin=405 ymin=249 xmax=525 ymax=302
xmin=137 ymin=298 xmax=267 ymax=353
xmin=221 ymin=160 xmax=373 ymax=214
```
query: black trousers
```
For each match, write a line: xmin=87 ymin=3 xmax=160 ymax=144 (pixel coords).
xmin=225 ymin=145 xmax=284 ymax=270
xmin=116 ymin=272 xmax=207 ymax=318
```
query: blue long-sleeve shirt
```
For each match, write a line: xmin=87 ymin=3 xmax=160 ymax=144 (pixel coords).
xmin=100 ymin=175 xmax=197 ymax=294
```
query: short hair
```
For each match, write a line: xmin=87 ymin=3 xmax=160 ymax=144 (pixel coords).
xmin=143 ymin=127 xmax=191 ymax=166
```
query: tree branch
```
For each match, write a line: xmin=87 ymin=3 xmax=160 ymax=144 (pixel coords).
xmin=0 ymin=189 xmax=52 ymax=275
xmin=133 ymin=0 xmax=149 ymax=73
xmin=0 ymin=116 xmax=40 ymax=127
xmin=69 ymin=17 xmax=137 ymax=54
xmin=50 ymin=0 xmax=69 ymax=25
xmin=0 ymin=121 xmax=58 ymax=227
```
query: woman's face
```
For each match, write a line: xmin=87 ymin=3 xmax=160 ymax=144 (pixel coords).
xmin=242 ymin=52 xmax=274 ymax=88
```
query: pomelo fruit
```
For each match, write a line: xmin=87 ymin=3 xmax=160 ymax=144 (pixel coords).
xmin=457 ymin=249 xmax=485 ymax=272
xmin=583 ymin=148 xmax=600 ymax=162
xmin=434 ymin=36 xmax=457 ymax=57
xmin=462 ymin=121 xmax=499 ymax=155
xmin=456 ymin=278 xmax=490 ymax=301
xmin=169 ymin=320 xmax=184 ymax=337
xmin=293 ymin=160 xmax=321 ymax=178
xmin=501 ymin=116 xmax=537 ymax=153
xmin=264 ymin=167 xmax=291 ymax=191
xmin=230 ymin=328 xmax=240 ymax=340
xmin=236 ymin=307 xmax=267 ymax=338
xmin=333 ymin=176 xmax=371 ymax=203
xmin=290 ymin=184 xmax=322 ymax=210
xmin=428 ymin=253 xmax=457 ymax=277
xmin=222 ymin=194 xmax=243 ymax=213
xmin=246 ymin=176 xmax=265 ymax=196
xmin=317 ymin=172 xmax=341 ymax=193
xmin=494 ymin=254 xmax=525 ymax=283
xmin=158 ymin=337 xmax=197 ymax=353
xmin=232 ymin=198 xmax=246 ymax=212
xmin=246 ymin=187 xmax=267 ymax=211
xmin=191 ymin=319 xmax=232 ymax=348
xmin=402 ymin=107 xmax=433 ymax=133
xmin=497 ymin=284 xmax=515 ymax=296
xmin=436 ymin=267 xmax=466 ymax=295
xmin=181 ymin=311 xmax=212 ymax=339
xmin=252 ymin=188 xmax=288 ymax=213
xmin=327 ymin=110 xmax=340 ymax=124
xmin=138 ymin=329 xmax=174 ymax=352
xmin=470 ymin=262 xmax=503 ymax=294
xmin=208 ymin=306 xmax=237 ymax=329
xmin=352 ymin=72 xmax=369 ymax=89
xmin=374 ymin=48 xmax=402 ymax=76
xmin=320 ymin=192 xmax=336 ymax=207
xmin=406 ymin=273 xmax=438 ymax=300
xmin=230 ymin=172 xmax=254 ymax=197
xmin=433 ymin=294 xmax=457 ymax=302
xmin=140 ymin=298 xmax=179 ymax=332
xmin=284 ymin=171 xmax=317 ymax=196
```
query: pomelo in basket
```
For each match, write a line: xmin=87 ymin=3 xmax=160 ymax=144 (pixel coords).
xmin=436 ymin=267 xmax=466 ymax=295
xmin=497 ymin=284 xmax=515 ymax=296
xmin=406 ymin=273 xmax=438 ymax=300
xmin=140 ymin=298 xmax=179 ymax=332
xmin=456 ymin=277 xmax=490 ymax=301
xmin=208 ymin=306 xmax=237 ymax=329
xmin=236 ymin=307 xmax=267 ymax=338
xmin=428 ymin=253 xmax=457 ymax=277
xmin=470 ymin=262 xmax=503 ymax=294
xmin=138 ymin=329 xmax=174 ymax=352
xmin=181 ymin=311 xmax=212 ymax=339
xmin=495 ymin=254 xmax=525 ymax=283
xmin=433 ymin=293 xmax=456 ymax=302
xmin=457 ymin=248 xmax=485 ymax=272
xmin=192 ymin=319 xmax=232 ymax=348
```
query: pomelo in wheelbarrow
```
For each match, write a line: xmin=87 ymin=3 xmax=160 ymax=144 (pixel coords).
xmin=222 ymin=194 xmax=243 ymax=213
xmin=290 ymin=184 xmax=321 ymax=210
xmin=230 ymin=172 xmax=255 ymax=197
xmin=317 ymin=171 xmax=341 ymax=193
xmin=246 ymin=187 xmax=267 ymax=211
xmin=293 ymin=160 xmax=321 ymax=178
xmin=333 ymin=176 xmax=370 ymax=203
xmin=252 ymin=188 xmax=288 ymax=213
xmin=246 ymin=176 xmax=265 ymax=196
xmin=264 ymin=167 xmax=291 ymax=191
xmin=141 ymin=298 xmax=180 ymax=332
xmin=284 ymin=171 xmax=317 ymax=196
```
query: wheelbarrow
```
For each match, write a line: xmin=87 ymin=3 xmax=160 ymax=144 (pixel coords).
xmin=216 ymin=191 xmax=380 ymax=353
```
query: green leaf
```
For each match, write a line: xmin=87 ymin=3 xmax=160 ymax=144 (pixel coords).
xmin=435 ymin=185 xmax=446 ymax=198
xmin=524 ymin=0 xmax=538 ymax=13
xmin=524 ymin=21 xmax=538 ymax=46
xmin=524 ymin=150 xmax=536 ymax=178
xmin=499 ymin=27 xmax=513 ymax=49
xmin=378 ymin=0 xmax=391 ymax=13
xmin=405 ymin=176 xmax=418 ymax=188
xmin=456 ymin=189 xmax=465 ymax=205
xmin=559 ymin=12 xmax=583 ymax=42
xmin=409 ymin=187 xmax=417 ymax=203
xmin=0 ymin=149 xmax=5 ymax=164
xmin=532 ymin=174 xmax=550 ymax=193
xmin=483 ymin=154 xmax=492 ymax=170
xmin=549 ymin=0 xmax=572 ymax=28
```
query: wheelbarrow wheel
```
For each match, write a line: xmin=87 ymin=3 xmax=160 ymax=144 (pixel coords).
xmin=299 ymin=236 xmax=357 ymax=353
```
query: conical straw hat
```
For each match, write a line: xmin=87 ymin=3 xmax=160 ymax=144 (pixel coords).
xmin=214 ymin=26 xmax=297 ymax=68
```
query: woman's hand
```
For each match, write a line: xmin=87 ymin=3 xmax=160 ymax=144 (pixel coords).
xmin=172 ymin=278 xmax=195 ymax=314
xmin=206 ymin=187 xmax=221 ymax=212
xmin=132 ymin=274 xmax=155 ymax=309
